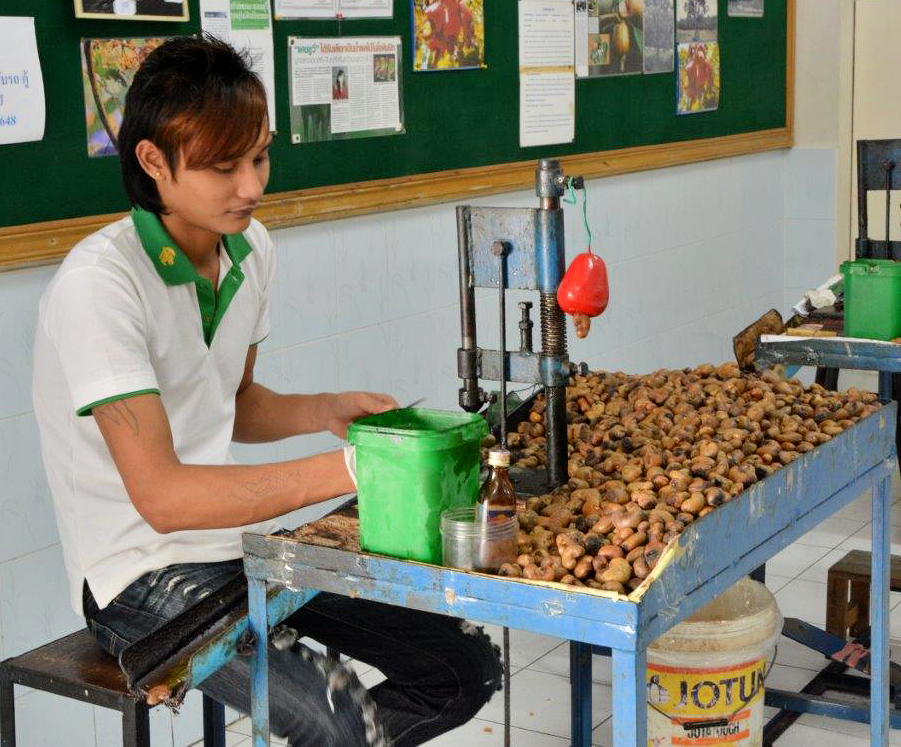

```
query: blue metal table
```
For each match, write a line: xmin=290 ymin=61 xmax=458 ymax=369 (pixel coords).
xmin=240 ymin=401 xmax=896 ymax=746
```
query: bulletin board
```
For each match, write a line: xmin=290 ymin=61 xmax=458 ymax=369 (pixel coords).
xmin=0 ymin=0 xmax=793 ymax=270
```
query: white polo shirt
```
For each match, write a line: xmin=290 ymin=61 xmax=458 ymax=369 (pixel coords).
xmin=33 ymin=209 xmax=280 ymax=615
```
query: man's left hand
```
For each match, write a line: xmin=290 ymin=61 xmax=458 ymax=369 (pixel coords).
xmin=325 ymin=391 xmax=399 ymax=439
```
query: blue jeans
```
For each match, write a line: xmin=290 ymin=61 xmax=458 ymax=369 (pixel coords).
xmin=83 ymin=560 xmax=502 ymax=746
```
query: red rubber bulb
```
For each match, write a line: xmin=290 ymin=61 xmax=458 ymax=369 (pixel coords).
xmin=557 ymin=251 xmax=609 ymax=317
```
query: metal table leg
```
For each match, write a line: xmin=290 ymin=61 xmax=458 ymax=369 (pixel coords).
xmin=247 ymin=575 xmax=270 ymax=747
xmin=871 ymin=470 xmax=891 ymax=746
xmin=570 ymin=641 xmax=592 ymax=746
xmin=612 ymin=647 xmax=646 ymax=746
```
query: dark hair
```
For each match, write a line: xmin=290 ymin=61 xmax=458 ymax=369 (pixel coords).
xmin=118 ymin=34 xmax=268 ymax=214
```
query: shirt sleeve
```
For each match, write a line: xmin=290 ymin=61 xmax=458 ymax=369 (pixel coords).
xmin=43 ymin=267 xmax=160 ymax=416
xmin=251 ymin=229 xmax=277 ymax=346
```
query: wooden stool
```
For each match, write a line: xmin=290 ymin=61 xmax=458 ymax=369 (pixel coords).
xmin=0 ymin=629 xmax=225 ymax=747
xmin=826 ymin=549 xmax=901 ymax=639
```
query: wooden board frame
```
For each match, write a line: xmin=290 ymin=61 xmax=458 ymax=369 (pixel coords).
xmin=0 ymin=0 xmax=794 ymax=272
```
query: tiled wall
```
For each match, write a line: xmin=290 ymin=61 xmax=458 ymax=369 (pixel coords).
xmin=0 ymin=147 xmax=832 ymax=745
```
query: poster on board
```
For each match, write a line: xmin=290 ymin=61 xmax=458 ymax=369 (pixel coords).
xmin=676 ymin=0 xmax=717 ymax=43
xmin=0 ymin=17 xmax=46 ymax=145
xmin=643 ymin=0 xmax=675 ymax=73
xmin=274 ymin=0 xmax=392 ymax=19
xmin=200 ymin=0 xmax=276 ymax=128
xmin=575 ymin=0 xmax=643 ymax=78
xmin=728 ymin=0 xmax=763 ymax=17
xmin=81 ymin=37 xmax=166 ymax=156
xmin=288 ymin=36 xmax=404 ymax=143
xmin=411 ymin=0 xmax=485 ymax=71
xmin=677 ymin=41 xmax=720 ymax=114
xmin=74 ymin=0 xmax=189 ymax=21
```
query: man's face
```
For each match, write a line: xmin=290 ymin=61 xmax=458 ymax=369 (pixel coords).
xmin=158 ymin=121 xmax=271 ymax=235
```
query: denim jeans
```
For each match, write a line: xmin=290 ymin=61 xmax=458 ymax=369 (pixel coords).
xmin=83 ymin=560 xmax=502 ymax=747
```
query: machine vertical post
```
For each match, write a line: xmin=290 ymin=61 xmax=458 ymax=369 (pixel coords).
xmin=870 ymin=471 xmax=891 ymax=746
xmin=247 ymin=575 xmax=270 ymax=747
xmin=612 ymin=647 xmax=646 ymax=747
xmin=570 ymin=641 xmax=593 ymax=746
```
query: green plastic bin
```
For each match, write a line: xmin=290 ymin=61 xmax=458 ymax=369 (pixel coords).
xmin=347 ymin=408 xmax=488 ymax=564
xmin=841 ymin=259 xmax=901 ymax=340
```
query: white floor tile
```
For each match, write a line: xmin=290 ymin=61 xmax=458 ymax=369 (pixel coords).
xmin=797 ymin=548 xmax=852 ymax=584
xmin=833 ymin=492 xmax=873 ymax=521
xmin=765 ymin=574 xmax=793 ymax=595
xmin=766 ymin=544 xmax=831 ymax=580
xmin=796 ymin=517 xmax=868 ymax=549
xmin=797 ymin=712 xmax=901 ymax=745
xmin=227 ymin=717 xmax=251 ymax=736
xmin=477 ymin=667 xmax=612 ymax=738
xmin=479 ymin=624 xmax=565 ymax=668
xmin=774 ymin=635 xmax=830 ymax=671
xmin=774 ymin=579 xmax=828 ymax=627
xmin=425 ymin=718 xmax=569 ymax=745
xmin=360 ymin=667 xmax=387 ymax=688
xmin=526 ymin=642 xmax=613 ymax=685
xmin=189 ymin=729 xmax=249 ymax=747
xmin=766 ymin=663 xmax=818 ymax=692
xmin=839 ymin=522 xmax=901 ymax=553
xmin=773 ymin=721 xmax=870 ymax=746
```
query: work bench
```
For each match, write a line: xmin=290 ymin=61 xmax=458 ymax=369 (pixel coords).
xmin=237 ymin=398 xmax=897 ymax=747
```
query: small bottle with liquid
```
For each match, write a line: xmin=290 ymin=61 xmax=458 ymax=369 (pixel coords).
xmin=477 ymin=447 xmax=517 ymax=522
xmin=475 ymin=447 xmax=518 ymax=571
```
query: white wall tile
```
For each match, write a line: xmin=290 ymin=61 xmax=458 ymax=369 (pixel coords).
xmin=1 ymin=689 xmax=96 ymax=746
xmin=332 ymin=215 xmax=389 ymax=335
xmin=785 ymin=218 xmax=839 ymax=290
xmin=0 ymin=265 xmax=56 ymax=420
xmin=785 ymin=148 xmax=837 ymax=220
xmin=93 ymin=701 xmax=174 ymax=747
xmin=0 ymin=544 xmax=83 ymax=659
xmin=0 ymin=413 xmax=59 ymax=564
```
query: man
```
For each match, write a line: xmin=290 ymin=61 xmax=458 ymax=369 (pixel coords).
xmin=32 ymin=35 xmax=500 ymax=746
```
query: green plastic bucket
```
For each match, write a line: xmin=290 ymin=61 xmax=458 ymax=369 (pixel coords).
xmin=841 ymin=259 xmax=901 ymax=340
xmin=347 ymin=408 xmax=488 ymax=564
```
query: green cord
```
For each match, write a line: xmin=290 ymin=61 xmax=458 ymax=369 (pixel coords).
xmin=563 ymin=180 xmax=593 ymax=252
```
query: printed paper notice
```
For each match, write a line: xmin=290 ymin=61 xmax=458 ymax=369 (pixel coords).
xmin=288 ymin=37 xmax=403 ymax=143
xmin=200 ymin=0 xmax=276 ymax=128
xmin=518 ymin=1 xmax=574 ymax=148
xmin=0 ymin=17 xmax=45 ymax=145
xmin=274 ymin=0 xmax=392 ymax=19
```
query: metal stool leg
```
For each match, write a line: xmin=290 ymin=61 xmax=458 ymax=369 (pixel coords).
xmin=202 ymin=694 xmax=226 ymax=747
xmin=570 ymin=641 xmax=592 ymax=747
xmin=122 ymin=699 xmax=150 ymax=747
xmin=0 ymin=665 xmax=15 ymax=747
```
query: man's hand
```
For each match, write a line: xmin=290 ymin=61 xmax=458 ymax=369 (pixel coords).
xmin=324 ymin=392 xmax=399 ymax=439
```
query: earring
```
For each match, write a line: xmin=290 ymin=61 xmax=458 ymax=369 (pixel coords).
xmin=155 ymin=171 xmax=161 ymax=179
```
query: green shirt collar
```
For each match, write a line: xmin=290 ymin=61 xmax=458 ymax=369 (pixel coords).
xmin=131 ymin=208 xmax=252 ymax=285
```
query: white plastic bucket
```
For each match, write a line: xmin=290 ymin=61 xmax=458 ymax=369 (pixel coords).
xmin=645 ymin=578 xmax=782 ymax=746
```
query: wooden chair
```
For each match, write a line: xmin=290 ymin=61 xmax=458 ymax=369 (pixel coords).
xmin=825 ymin=549 xmax=901 ymax=640
xmin=0 ymin=629 xmax=226 ymax=747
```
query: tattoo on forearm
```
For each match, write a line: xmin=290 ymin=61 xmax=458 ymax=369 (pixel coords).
xmin=95 ymin=400 xmax=140 ymax=436
xmin=238 ymin=467 xmax=289 ymax=497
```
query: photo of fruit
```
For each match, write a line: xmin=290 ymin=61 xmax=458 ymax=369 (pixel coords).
xmin=589 ymin=34 xmax=611 ymax=66
xmin=677 ymin=0 xmax=718 ymax=43
xmin=643 ymin=0 xmax=674 ymax=73
xmin=586 ymin=0 xmax=643 ymax=77
xmin=412 ymin=0 xmax=485 ymax=71
xmin=80 ymin=37 xmax=166 ymax=157
xmin=677 ymin=41 xmax=720 ymax=114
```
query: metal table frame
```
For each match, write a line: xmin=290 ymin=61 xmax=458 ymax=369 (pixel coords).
xmin=241 ymin=399 xmax=896 ymax=747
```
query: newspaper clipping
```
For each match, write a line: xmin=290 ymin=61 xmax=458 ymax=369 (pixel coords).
xmin=289 ymin=36 xmax=403 ymax=143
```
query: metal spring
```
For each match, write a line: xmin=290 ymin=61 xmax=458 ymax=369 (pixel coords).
xmin=539 ymin=293 xmax=567 ymax=356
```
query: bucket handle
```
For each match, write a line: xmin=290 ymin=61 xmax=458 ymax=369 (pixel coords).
xmin=646 ymin=645 xmax=778 ymax=733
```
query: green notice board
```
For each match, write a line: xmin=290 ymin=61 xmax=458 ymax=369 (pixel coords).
xmin=0 ymin=0 xmax=788 ymax=229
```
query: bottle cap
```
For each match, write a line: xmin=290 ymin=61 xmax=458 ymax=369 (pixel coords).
xmin=488 ymin=447 xmax=511 ymax=467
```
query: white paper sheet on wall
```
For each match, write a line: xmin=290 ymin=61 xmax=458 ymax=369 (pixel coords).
xmin=518 ymin=0 xmax=575 ymax=148
xmin=274 ymin=0 xmax=392 ymax=19
xmin=200 ymin=0 xmax=276 ymax=128
xmin=0 ymin=17 xmax=46 ymax=146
